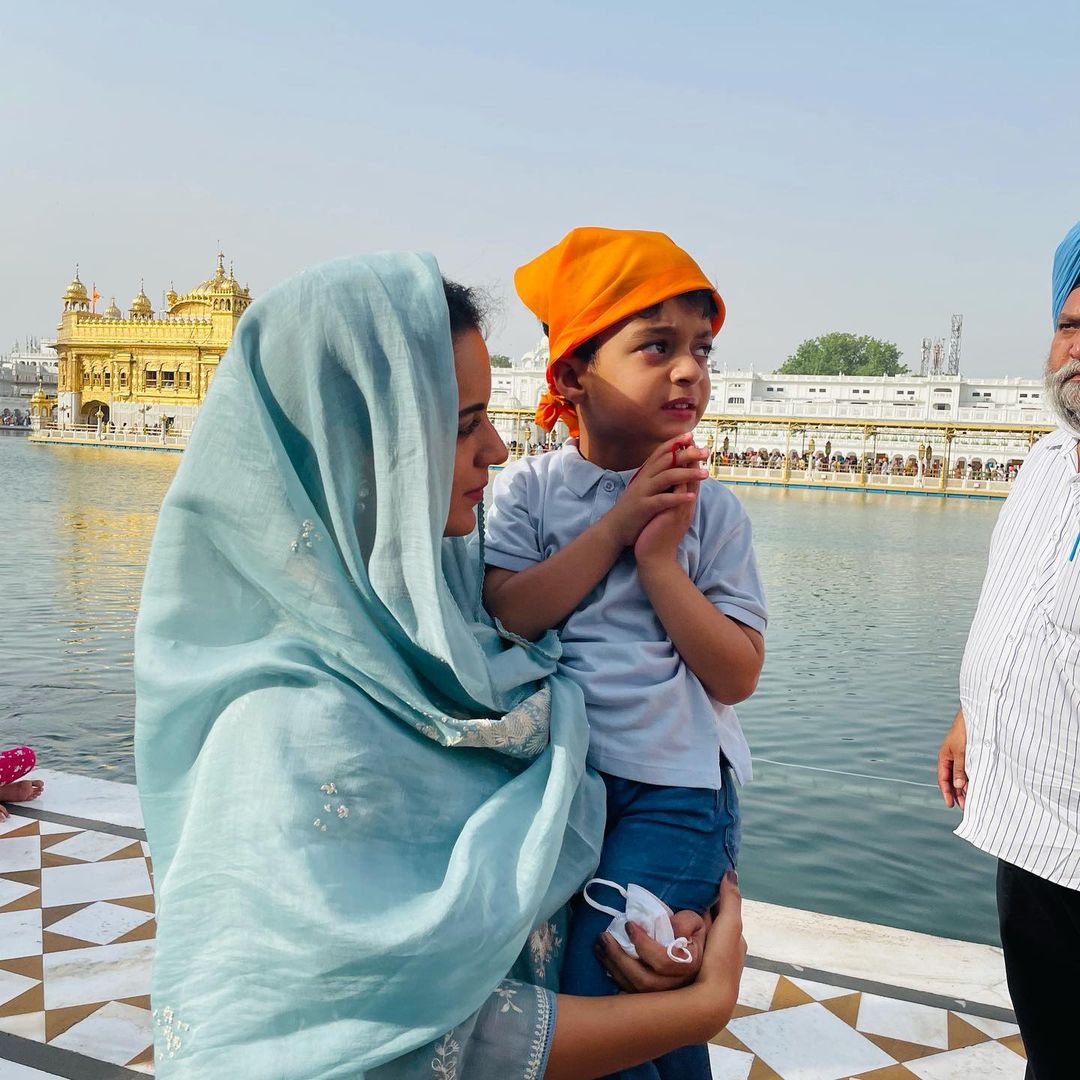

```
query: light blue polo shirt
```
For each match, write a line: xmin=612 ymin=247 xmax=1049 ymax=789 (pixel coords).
xmin=484 ymin=439 xmax=767 ymax=790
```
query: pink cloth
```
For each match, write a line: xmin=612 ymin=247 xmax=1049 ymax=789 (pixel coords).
xmin=0 ymin=746 xmax=35 ymax=786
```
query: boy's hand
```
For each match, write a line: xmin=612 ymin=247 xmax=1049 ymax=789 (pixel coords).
xmin=632 ymin=443 xmax=703 ymax=565
xmin=602 ymin=439 xmax=708 ymax=550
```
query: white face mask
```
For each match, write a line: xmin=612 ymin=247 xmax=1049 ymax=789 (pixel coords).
xmin=583 ymin=878 xmax=693 ymax=964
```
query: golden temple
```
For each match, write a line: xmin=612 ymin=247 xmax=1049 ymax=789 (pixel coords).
xmin=50 ymin=254 xmax=251 ymax=435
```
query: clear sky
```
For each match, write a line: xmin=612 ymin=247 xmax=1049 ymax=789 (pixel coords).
xmin=1 ymin=1 xmax=1076 ymax=377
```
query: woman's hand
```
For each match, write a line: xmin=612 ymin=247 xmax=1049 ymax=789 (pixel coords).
xmin=598 ymin=910 xmax=708 ymax=992
xmin=596 ymin=873 xmax=746 ymax=1036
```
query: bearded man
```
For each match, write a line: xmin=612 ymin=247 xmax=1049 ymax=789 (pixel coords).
xmin=938 ymin=220 xmax=1080 ymax=1080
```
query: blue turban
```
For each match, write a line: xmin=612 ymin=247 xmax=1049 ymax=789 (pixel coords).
xmin=1053 ymin=220 xmax=1080 ymax=326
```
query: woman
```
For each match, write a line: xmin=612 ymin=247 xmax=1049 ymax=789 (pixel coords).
xmin=135 ymin=253 xmax=744 ymax=1077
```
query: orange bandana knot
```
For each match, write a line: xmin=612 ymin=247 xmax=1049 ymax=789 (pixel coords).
xmin=535 ymin=388 xmax=580 ymax=438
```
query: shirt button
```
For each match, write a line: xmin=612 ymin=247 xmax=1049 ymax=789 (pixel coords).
xmin=983 ymin=738 xmax=993 ymax=749
xmin=602 ymin=480 xmax=615 ymax=492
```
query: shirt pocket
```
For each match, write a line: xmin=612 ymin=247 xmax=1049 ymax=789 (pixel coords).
xmin=1049 ymin=534 xmax=1080 ymax=633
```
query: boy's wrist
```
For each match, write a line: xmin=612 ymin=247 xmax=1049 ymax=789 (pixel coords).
xmin=636 ymin=553 xmax=684 ymax=585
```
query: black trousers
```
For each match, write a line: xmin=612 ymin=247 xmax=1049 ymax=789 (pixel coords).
xmin=997 ymin=860 xmax=1080 ymax=1080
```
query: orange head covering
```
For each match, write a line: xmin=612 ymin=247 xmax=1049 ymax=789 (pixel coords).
xmin=515 ymin=227 xmax=725 ymax=436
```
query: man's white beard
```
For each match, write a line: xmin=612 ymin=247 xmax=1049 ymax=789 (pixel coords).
xmin=1045 ymin=355 xmax=1080 ymax=437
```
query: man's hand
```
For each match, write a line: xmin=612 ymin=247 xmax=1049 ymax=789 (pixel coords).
xmin=937 ymin=709 xmax=968 ymax=809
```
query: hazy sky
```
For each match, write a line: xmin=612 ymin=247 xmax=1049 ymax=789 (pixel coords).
xmin=2 ymin=2 xmax=1076 ymax=377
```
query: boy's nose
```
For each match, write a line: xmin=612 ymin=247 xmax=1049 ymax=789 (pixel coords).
xmin=673 ymin=353 xmax=703 ymax=382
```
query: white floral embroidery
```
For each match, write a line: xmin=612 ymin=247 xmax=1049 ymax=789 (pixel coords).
xmin=453 ymin=687 xmax=551 ymax=759
xmin=495 ymin=982 xmax=524 ymax=1014
xmin=152 ymin=1006 xmax=191 ymax=1059
xmin=524 ymin=986 xmax=552 ymax=1080
xmin=431 ymin=1033 xmax=460 ymax=1079
xmin=528 ymin=921 xmax=562 ymax=982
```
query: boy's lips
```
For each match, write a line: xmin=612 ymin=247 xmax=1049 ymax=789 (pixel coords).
xmin=662 ymin=398 xmax=697 ymax=413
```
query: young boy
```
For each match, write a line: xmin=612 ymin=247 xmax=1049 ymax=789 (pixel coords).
xmin=484 ymin=227 xmax=766 ymax=1078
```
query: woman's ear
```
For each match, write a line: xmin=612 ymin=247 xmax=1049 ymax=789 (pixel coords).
xmin=552 ymin=357 xmax=588 ymax=405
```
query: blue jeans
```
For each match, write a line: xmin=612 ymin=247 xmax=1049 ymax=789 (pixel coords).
xmin=561 ymin=770 xmax=741 ymax=1080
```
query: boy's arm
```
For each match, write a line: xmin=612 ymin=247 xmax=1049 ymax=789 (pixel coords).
xmin=633 ymin=488 xmax=765 ymax=705
xmin=637 ymin=559 xmax=764 ymax=705
xmin=484 ymin=440 xmax=709 ymax=641
xmin=484 ymin=520 xmax=625 ymax=641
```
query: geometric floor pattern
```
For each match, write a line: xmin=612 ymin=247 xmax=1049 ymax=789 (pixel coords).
xmin=0 ymin=811 xmax=154 ymax=1076
xmin=708 ymin=966 xmax=1028 ymax=1080
xmin=0 ymin=806 xmax=1028 ymax=1080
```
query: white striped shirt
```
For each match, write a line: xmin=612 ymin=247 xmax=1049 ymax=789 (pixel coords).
xmin=957 ymin=428 xmax=1080 ymax=889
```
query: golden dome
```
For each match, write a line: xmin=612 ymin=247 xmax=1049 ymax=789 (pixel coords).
xmin=63 ymin=269 xmax=88 ymax=303
xmin=130 ymin=282 xmax=153 ymax=317
xmin=31 ymin=382 xmax=49 ymax=405
xmin=103 ymin=297 xmax=122 ymax=320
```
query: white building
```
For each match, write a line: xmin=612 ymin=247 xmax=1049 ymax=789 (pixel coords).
xmin=490 ymin=342 xmax=1053 ymax=466
xmin=0 ymin=338 xmax=58 ymax=426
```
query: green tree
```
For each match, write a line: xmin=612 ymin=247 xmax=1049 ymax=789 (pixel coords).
xmin=777 ymin=333 xmax=908 ymax=376
xmin=490 ymin=354 xmax=512 ymax=369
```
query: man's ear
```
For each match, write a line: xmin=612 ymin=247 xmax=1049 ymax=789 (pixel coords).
xmin=552 ymin=356 xmax=588 ymax=405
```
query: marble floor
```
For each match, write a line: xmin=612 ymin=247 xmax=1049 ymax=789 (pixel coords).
xmin=0 ymin=772 xmax=1027 ymax=1079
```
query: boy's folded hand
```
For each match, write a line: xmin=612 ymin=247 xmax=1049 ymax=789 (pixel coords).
xmin=603 ymin=438 xmax=708 ymax=549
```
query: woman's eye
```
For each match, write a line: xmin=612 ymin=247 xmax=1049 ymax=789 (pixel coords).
xmin=458 ymin=416 xmax=482 ymax=438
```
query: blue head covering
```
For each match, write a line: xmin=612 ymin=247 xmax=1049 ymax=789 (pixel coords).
xmin=1053 ymin=220 xmax=1080 ymax=326
xmin=135 ymin=253 xmax=603 ymax=1076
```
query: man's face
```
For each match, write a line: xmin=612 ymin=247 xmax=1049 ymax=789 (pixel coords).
xmin=1045 ymin=285 xmax=1080 ymax=422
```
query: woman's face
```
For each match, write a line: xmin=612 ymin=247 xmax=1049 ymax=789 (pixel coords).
xmin=446 ymin=328 xmax=508 ymax=536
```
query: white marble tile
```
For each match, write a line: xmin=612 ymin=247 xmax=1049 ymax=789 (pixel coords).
xmin=37 ymin=821 xmax=77 ymax=836
xmin=0 ymin=835 xmax=40 ymax=874
xmin=48 ymin=900 xmax=153 ymax=945
xmin=0 ymin=878 xmax=36 ymax=909
xmin=960 ymin=1013 xmax=1021 ymax=1039
xmin=49 ymin=1000 xmax=152 ymax=1066
xmin=0 ymin=1060 xmax=66 ymax=1078
xmin=0 ymin=814 xmax=35 ymax=838
xmin=0 ymin=967 xmax=39 ymax=1009
xmin=42 ymin=939 xmax=153 ymax=1010
xmin=0 ymin=1009 xmax=45 ymax=1041
xmin=730 ymin=1002 xmax=896 ymax=1080
xmin=45 ymin=831 xmax=135 ymax=863
xmin=856 ymin=993 xmax=950 ymax=1050
xmin=744 ymin=899 xmax=1013 ymax=1010
xmin=140 ymin=842 xmax=151 ymax=858
xmin=789 ymin=976 xmax=853 ymax=1001
xmin=0 ymin=908 xmax=42 ymax=960
xmin=708 ymin=1042 xmax=754 ymax=1080
xmin=25 ymin=770 xmax=142 ymax=831
xmin=736 ymin=966 xmax=780 ymax=1010
xmin=906 ymin=1039 xmax=1028 ymax=1079
xmin=41 ymin=858 xmax=151 ymax=908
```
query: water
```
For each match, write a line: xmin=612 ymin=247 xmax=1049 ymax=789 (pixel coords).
xmin=0 ymin=436 xmax=1003 ymax=945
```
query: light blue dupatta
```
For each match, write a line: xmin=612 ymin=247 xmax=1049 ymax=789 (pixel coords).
xmin=135 ymin=253 xmax=604 ymax=1076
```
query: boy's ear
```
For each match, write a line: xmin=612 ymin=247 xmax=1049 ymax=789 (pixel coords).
xmin=551 ymin=356 xmax=588 ymax=404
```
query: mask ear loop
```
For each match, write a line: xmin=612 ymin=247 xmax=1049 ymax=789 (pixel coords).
xmin=582 ymin=878 xmax=629 ymax=920
xmin=666 ymin=940 xmax=694 ymax=964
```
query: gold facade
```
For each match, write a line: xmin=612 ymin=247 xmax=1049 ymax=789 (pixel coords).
xmin=52 ymin=255 xmax=251 ymax=432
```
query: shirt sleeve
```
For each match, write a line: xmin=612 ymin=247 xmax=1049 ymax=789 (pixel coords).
xmin=368 ymin=980 xmax=556 ymax=1080
xmin=484 ymin=462 xmax=544 ymax=573
xmin=695 ymin=495 xmax=768 ymax=635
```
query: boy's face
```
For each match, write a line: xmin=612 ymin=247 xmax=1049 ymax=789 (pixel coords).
xmin=560 ymin=297 xmax=713 ymax=448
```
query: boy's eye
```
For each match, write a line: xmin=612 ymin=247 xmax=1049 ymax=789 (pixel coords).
xmin=695 ymin=343 xmax=714 ymax=359
xmin=641 ymin=341 xmax=668 ymax=355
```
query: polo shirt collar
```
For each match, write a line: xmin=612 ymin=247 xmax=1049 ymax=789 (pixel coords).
xmin=561 ymin=438 xmax=639 ymax=497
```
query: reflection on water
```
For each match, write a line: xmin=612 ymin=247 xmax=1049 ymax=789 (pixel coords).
xmin=0 ymin=439 xmax=1003 ymax=944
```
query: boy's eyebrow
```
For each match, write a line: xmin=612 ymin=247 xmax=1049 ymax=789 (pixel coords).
xmin=458 ymin=403 xmax=485 ymax=419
